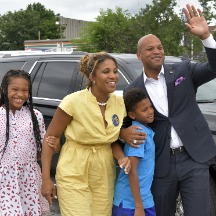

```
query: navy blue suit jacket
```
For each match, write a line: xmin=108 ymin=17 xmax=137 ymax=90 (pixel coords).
xmin=123 ymin=47 xmax=216 ymax=177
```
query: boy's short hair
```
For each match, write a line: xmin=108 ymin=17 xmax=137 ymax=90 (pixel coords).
xmin=124 ymin=88 xmax=148 ymax=113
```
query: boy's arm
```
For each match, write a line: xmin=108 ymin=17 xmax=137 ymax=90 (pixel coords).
xmin=111 ymin=141 xmax=131 ymax=174
xmin=128 ymin=156 xmax=145 ymax=216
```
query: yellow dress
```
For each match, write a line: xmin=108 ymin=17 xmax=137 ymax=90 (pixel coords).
xmin=55 ymin=89 xmax=126 ymax=216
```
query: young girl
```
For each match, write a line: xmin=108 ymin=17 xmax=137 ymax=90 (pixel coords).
xmin=113 ymin=88 xmax=156 ymax=216
xmin=0 ymin=70 xmax=58 ymax=215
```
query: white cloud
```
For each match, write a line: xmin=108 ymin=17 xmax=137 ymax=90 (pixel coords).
xmin=0 ymin=0 xmax=202 ymax=21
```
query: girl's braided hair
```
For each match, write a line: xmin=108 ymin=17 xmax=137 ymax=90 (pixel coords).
xmin=0 ymin=69 xmax=42 ymax=163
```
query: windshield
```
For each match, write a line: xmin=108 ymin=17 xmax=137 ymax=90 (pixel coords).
xmin=196 ymin=79 xmax=216 ymax=102
xmin=126 ymin=61 xmax=143 ymax=78
xmin=0 ymin=61 xmax=26 ymax=82
xmin=126 ymin=59 xmax=216 ymax=103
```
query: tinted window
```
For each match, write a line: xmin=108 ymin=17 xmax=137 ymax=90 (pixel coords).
xmin=116 ymin=69 xmax=130 ymax=90
xmin=196 ymin=79 xmax=216 ymax=101
xmin=36 ymin=61 xmax=78 ymax=99
xmin=125 ymin=61 xmax=143 ymax=79
xmin=0 ymin=62 xmax=26 ymax=83
xmin=74 ymin=68 xmax=86 ymax=91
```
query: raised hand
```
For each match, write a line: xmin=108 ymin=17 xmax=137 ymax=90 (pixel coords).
xmin=183 ymin=4 xmax=210 ymax=40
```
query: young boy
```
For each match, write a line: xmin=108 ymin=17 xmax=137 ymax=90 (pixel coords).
xmin=112 ymin=88 xmax=156 ymax=216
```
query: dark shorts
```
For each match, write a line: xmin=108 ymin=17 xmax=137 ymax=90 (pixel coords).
xmin=112 ymin=202 xmax=156 ymax=216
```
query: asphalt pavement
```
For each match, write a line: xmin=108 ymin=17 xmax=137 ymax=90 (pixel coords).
xmin=49 ymin=175 xmax=61 ymax=216
xmin=49 ymin=198 xmax=61 ymax=216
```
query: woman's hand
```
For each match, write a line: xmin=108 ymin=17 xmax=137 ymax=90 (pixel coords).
xmin=41 ymin=178 xmax=57 ymax=206
xmin=118 ymin=156 xmax=131 ymax=174
xmin=46 ymin=136 xmax=61 ymax=153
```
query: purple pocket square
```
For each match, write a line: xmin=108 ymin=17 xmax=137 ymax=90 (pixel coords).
xmin=175 ymin=76 xmax=185 ymax=86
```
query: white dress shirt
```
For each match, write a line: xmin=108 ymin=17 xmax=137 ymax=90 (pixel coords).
xmin=202 ymin=34 xmax=216 ymax=48
xmin=144 ymin=68 xmax=183 ymax=149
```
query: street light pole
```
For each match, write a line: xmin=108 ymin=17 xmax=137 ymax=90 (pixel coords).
xmin=38 ymin=31 xmax=40 ymax=40
xmin=60 ymin=24 xmax=63 ymax=51
xmin=55 ymin=21 xmax=63 ymax=51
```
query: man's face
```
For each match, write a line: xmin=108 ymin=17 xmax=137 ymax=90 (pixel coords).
xmin=137 ymin=35 xmax=165 ymax=71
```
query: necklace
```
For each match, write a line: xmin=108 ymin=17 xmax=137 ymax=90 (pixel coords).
xmin=97 ymin=101 xmax=107 ymax=106
xmin=89 ymin=87 xmax=109 ymax=106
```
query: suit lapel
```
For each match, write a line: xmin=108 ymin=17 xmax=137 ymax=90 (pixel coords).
xmin=135 ymin=73 xmax=151 ymax=98
xmin=135 ymin=73 xmax=165 ymax=117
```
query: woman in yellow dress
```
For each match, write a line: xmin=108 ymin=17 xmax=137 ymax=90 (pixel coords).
xmin=41 ymin=52 xmax=131 ymax=216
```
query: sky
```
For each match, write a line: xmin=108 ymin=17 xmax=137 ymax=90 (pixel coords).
xmin=0 ymin=0 xmax=202 ymax=22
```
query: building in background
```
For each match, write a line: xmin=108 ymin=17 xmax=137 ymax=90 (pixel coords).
xmin=58 ymin=16 xmax=90 ymax=40
xmin=24 ymin=16 xmax=91 ymax=52
xmin=24 ymin=39 xmax=78 ymax=52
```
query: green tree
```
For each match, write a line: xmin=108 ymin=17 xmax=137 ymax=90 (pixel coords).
xmin=77 ymin=0 xmax=214 ymax=56
xmin=80 ymin=0 xmax=184 ymax=55
xmin=198 ymin=0 xmax=216 ymax=24
xmin=26 ymin=3 xmax=60 ymax=40
xmin=0 ymin=2 xmax=59 ymax=50
xmin=183 ymin=0 xmax=216 ymax=60
xmin=79 ymin=7 xmax=135 ymax=53
xmin=134 ymin=0 xmax=183 ymax=56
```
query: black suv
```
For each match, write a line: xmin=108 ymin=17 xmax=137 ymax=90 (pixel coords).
xmin=0 ymin=51 xmax=215 ymax=215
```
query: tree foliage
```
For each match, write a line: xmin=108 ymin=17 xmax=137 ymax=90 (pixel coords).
xmin=80 ymin=0 xmax=184 ymax=56
xmin=79 ymin=0 xmax=215 ymax=59
xmin=0 ymin=2 xmax=59 ymax=50
xmin=80 ymin=7 xmax=134 ymax=53
xmin=0 ymin=1 xmax=215 ymax=56
xmin=133 ymin=0 xmax=183 ymax=56
xmin=198 ymin=0 xmax=216 ymax=24
xmin=181 ymin=0 xmax=216 ymax=59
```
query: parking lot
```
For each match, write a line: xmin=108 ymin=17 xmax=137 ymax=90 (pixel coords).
xmin=48 ymin=175 xmax=61 ymax=216
xmin=49 ymin=199 xmax=60 ymax=216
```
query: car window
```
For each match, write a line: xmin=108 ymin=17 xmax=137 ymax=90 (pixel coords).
xmin=196 ymin=79 xmax=216 ymax=101
xmin=36 ymin=61 xmax=78 ymax=99
xmin=0 ymin=61 xmax=26 ymax=82
xmin=126 ymin=62 xmax=143 ymax=79
xmin=73 ymin=68 xmax=86 ymax=92
xmin=116 ymin=69 xmax=130 ymax=90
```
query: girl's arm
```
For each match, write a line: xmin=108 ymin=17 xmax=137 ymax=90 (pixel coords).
xmin=111 ymin=141 xmax=131 ymax=174
xmin=41 ymin=107 xmax=72 ymax=205
xmin=46 ymin=136 xmax=61 ymax=153
xmin=128 ymin=156 xmax=145 ymax=216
